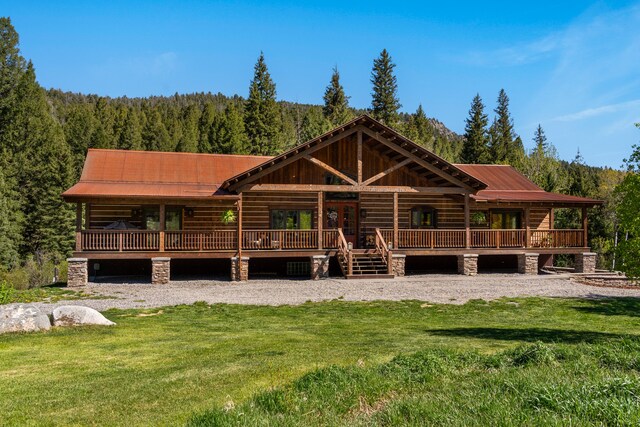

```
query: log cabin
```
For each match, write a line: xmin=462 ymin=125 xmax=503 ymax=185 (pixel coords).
xmin=62 ymin=115 xmax=601 ymax=286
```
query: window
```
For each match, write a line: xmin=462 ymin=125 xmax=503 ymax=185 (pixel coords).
xmin=410 ymin=207 xmax=436 ymax=229
xmin=143 ymin=206 xmax=160 ymax=230
xmin=165 ymin=206 xmax=183 ymax=231
xmin=270 ymin=209 xmax=313 ymax=230
xmin=490 ymin=210 xmax=522 ymax=229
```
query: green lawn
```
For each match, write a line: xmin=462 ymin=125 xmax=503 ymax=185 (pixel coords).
xmin=1 ymin=297 xmax=639 ymax=426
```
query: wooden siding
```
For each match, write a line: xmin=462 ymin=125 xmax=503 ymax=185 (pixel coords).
xmin=88 ymin=201 xmax=236 ymax=230
xmin=255 ymin=134 xmax=434 ymax=187
xmin=398 ymin=194 xmax=465 ymax=228
xmin=242 ymin=191 xmax=319 ymax=229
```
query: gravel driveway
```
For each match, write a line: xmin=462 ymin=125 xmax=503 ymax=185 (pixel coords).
xmin=33 ymin=273 xmax=640 ymax=313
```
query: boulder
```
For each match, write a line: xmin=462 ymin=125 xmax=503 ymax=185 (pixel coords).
xmin=0 ymin=304 xmax=51 ymax=334
xmin=52 ymin=306 xmax=116 ymax=327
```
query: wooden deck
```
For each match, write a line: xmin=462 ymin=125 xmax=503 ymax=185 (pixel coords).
xmin=74 ymin=228 xmax=588 ymax=259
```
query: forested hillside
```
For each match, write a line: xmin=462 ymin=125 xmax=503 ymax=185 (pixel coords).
xmin=0 ymin=17 xmax=632 ymax=286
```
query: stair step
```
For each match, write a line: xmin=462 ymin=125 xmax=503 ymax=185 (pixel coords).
xmin=346 ymin=274 xmax=395 ymax=279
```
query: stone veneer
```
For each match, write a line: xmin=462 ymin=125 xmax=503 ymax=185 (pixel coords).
xmin=517 ymin=253 xmax=539 ymax=275
xmin=457 ymin=254 xmax=478 ymax=276
xmin=231 ymin=256 xmax=249 ymax=281
xmin=391 ymin=254 xmax=406 ymax=277
xmin=151 ymin=257 xmax=171 ymax=285
xmin=310 ymin=255 xmax=330 ymax=280
xmin=575 ymin=252 xmax=597 ymax=273
xmin=67 ymin=258 xmax=88 ymax=287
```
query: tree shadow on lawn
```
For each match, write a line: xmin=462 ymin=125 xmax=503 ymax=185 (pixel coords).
xmin=428 ymin=327 xmax=634 ymax=344
xmin=571 ymin=296 xmax=640 ymax=318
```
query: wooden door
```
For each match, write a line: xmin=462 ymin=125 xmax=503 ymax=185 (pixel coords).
xmin=325 ymin=202 xmax=358 ymax=247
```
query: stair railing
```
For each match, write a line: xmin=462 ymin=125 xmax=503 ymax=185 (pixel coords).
xmin=337 ymin=228 xmax=352 ymax=276
xmin=374 ymin=228 xmax=393 ymax=275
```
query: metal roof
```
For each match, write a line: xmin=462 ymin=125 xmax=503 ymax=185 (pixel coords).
xmin=62 ymin=149 xmax=272 ymax=200
xmin=454 ymin=164 xmax=602 ymax=205
xmin=62 ymin=142 xmax=602 ymax=207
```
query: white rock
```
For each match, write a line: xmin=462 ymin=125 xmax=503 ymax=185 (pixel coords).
xmin=52 ymin=306 xmax=116 ymax=327
xmin=0 ymin=304 xmax=51 ymax=334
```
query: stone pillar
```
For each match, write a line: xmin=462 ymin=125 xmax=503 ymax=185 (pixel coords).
xmin=231 ymin=256 xmax=249 ymax=282
xmin=457 ymin=254 xmax=478 ymax=276
xmin=151 ymin=257 xmax=171 ymax=285
xmin=575 ymin=252 xmax=597 ymax=273
xmin=392 ymin=254 xmax=406 ymax=277
xmin=517 ymin=253 xmax=539 ymax=275
xmin=67 ymin=258 xmax=88 ymax=287
xmin=310 ymin=255 xmax=330 ymax=280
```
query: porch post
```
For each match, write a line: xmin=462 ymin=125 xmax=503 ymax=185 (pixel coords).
xmin=237 ymin=195 xmax=243 ymax=257
xmin=525 ymin=207 xmax=531 ymax=248
xmin=464 ymin=194 xmax=470 ymax=249
xmin=549 ymin=208 xmax=554 ymax=229
xmin=357 ymin=131 xmax=363 ymax=184
xmin=393 ymin=192 xmax=399 ymax=248
xmin=159 ymin=204 xmax=165 ymax=252
xmin=75 ymin=202 xmax=82 ymax=252
xmin=317 ymin=191 xmax=323 ymax=249
xmin=582 ymin=206 xmax=588 ymax=247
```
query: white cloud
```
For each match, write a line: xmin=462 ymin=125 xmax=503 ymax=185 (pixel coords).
xmin=552 ymin=99 xmax=640 ymax=122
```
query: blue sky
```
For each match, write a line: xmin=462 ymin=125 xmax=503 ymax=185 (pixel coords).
xmin=2 ymin=0 xmax=639 ymax=167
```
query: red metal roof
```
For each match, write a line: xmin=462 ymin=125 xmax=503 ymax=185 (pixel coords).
xmin=62 ymin=149 xmax=602 ymax=206
xmin=454 ymin=164 xmax=602 ymax=205
xmin=62 ymin=149 xmax=272 ymax=200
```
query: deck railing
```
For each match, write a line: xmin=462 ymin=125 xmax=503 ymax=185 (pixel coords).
xmin=322 ymin=229 xmax=339 ymax=249
xmin=165 ymin=230 xmax=237 ymax=251
xmin=380 ymin=228 xmax=585 ymax=249
xmin=380 ymin=229 xmax=466 ymax=249
xmin=241 ymin=229 xmax=319 ymax=250
xmin=530 ymin=229 xmax=584 ymax=248
xmin=81 ymin=230 xmax=160 ymax=251
xmin=374 ymin=228 xmax=393 ymax=274
xmin=79 ymin=228 xmax=586 ymax=252
xmin=470 ymin=229 xmax=526 ymax=248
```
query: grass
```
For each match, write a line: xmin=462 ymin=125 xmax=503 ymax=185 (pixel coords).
xmin=0 ymin=284 xmax=109 ymax=304
xmin=189 ymin=340 xmax=640 ymax=426
xmin=1 ymin=297 xmax=639 ymax=425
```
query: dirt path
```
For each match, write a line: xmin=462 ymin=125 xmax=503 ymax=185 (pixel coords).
xmin=31 ymin=273 xmax=640 ymax=313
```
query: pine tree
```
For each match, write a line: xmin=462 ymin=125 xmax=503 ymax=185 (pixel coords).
xmin=300 ymin=106 xmax=331 ymax=143
xmin=0 ymin=164 xmax=22 ymax=269
xmin=403 ymin=105 xmax=435 ymax=151
xmin=176 ymin=104 xmax=199 ymax=152
xmin=322 ymin=67 xmax=351 ymax=126
xmin=460 ymin=94 xmax=490 ymax=164
xmin=489 ymin=89 xmax=523 ymax=165
xmin=244 ymin=52 xmax=281 ymax=155
xmin=198 ymin=103 xmax=216 ymax=153
xmin=142 ymin=109 xmax=171 ymax=151
xmin=0 ymin=17 xmax=25 ymax=137
xmin=211 ymin=103 xmax=248 ymax=154
xmin=370 ymin=49 xmax=401 ymax=125
xmin=118 ymin=108 xmax=143 ymax=150
xmin=13 ymin=63 xmax=75 ymax=257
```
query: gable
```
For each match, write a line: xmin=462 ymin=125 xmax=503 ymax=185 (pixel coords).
xmin=223 ymin=115 xmax=487 ymax=192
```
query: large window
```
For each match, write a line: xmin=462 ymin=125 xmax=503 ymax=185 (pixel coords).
xmin=410 ymin=207 xmax=436 ymax=229
xmin=270 ymin=209 xmax=313 ymax=230
xmin=490 ymin=210 xmax=522 ymax=229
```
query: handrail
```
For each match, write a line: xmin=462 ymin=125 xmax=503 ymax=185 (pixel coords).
xmin=337 ymin=228 xmax=351 ymax=276
xmin=374 ymin=228 xmax=393 ymax=274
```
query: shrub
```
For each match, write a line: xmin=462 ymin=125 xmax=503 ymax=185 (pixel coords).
xmin=0 ymin=280 xmax=15 ymax=304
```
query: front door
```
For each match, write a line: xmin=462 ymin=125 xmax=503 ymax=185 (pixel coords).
xmin=325 ymin=202 xmax=358 ymax=247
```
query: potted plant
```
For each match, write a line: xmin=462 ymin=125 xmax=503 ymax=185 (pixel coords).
xmin=471 ymin=211 xmax=488 ymax=226
xmin=220 ymin=209 xmax=237 ymax=225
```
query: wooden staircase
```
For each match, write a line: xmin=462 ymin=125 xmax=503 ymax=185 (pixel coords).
xmin=336 ymin=229 xmax=394 ymax=279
